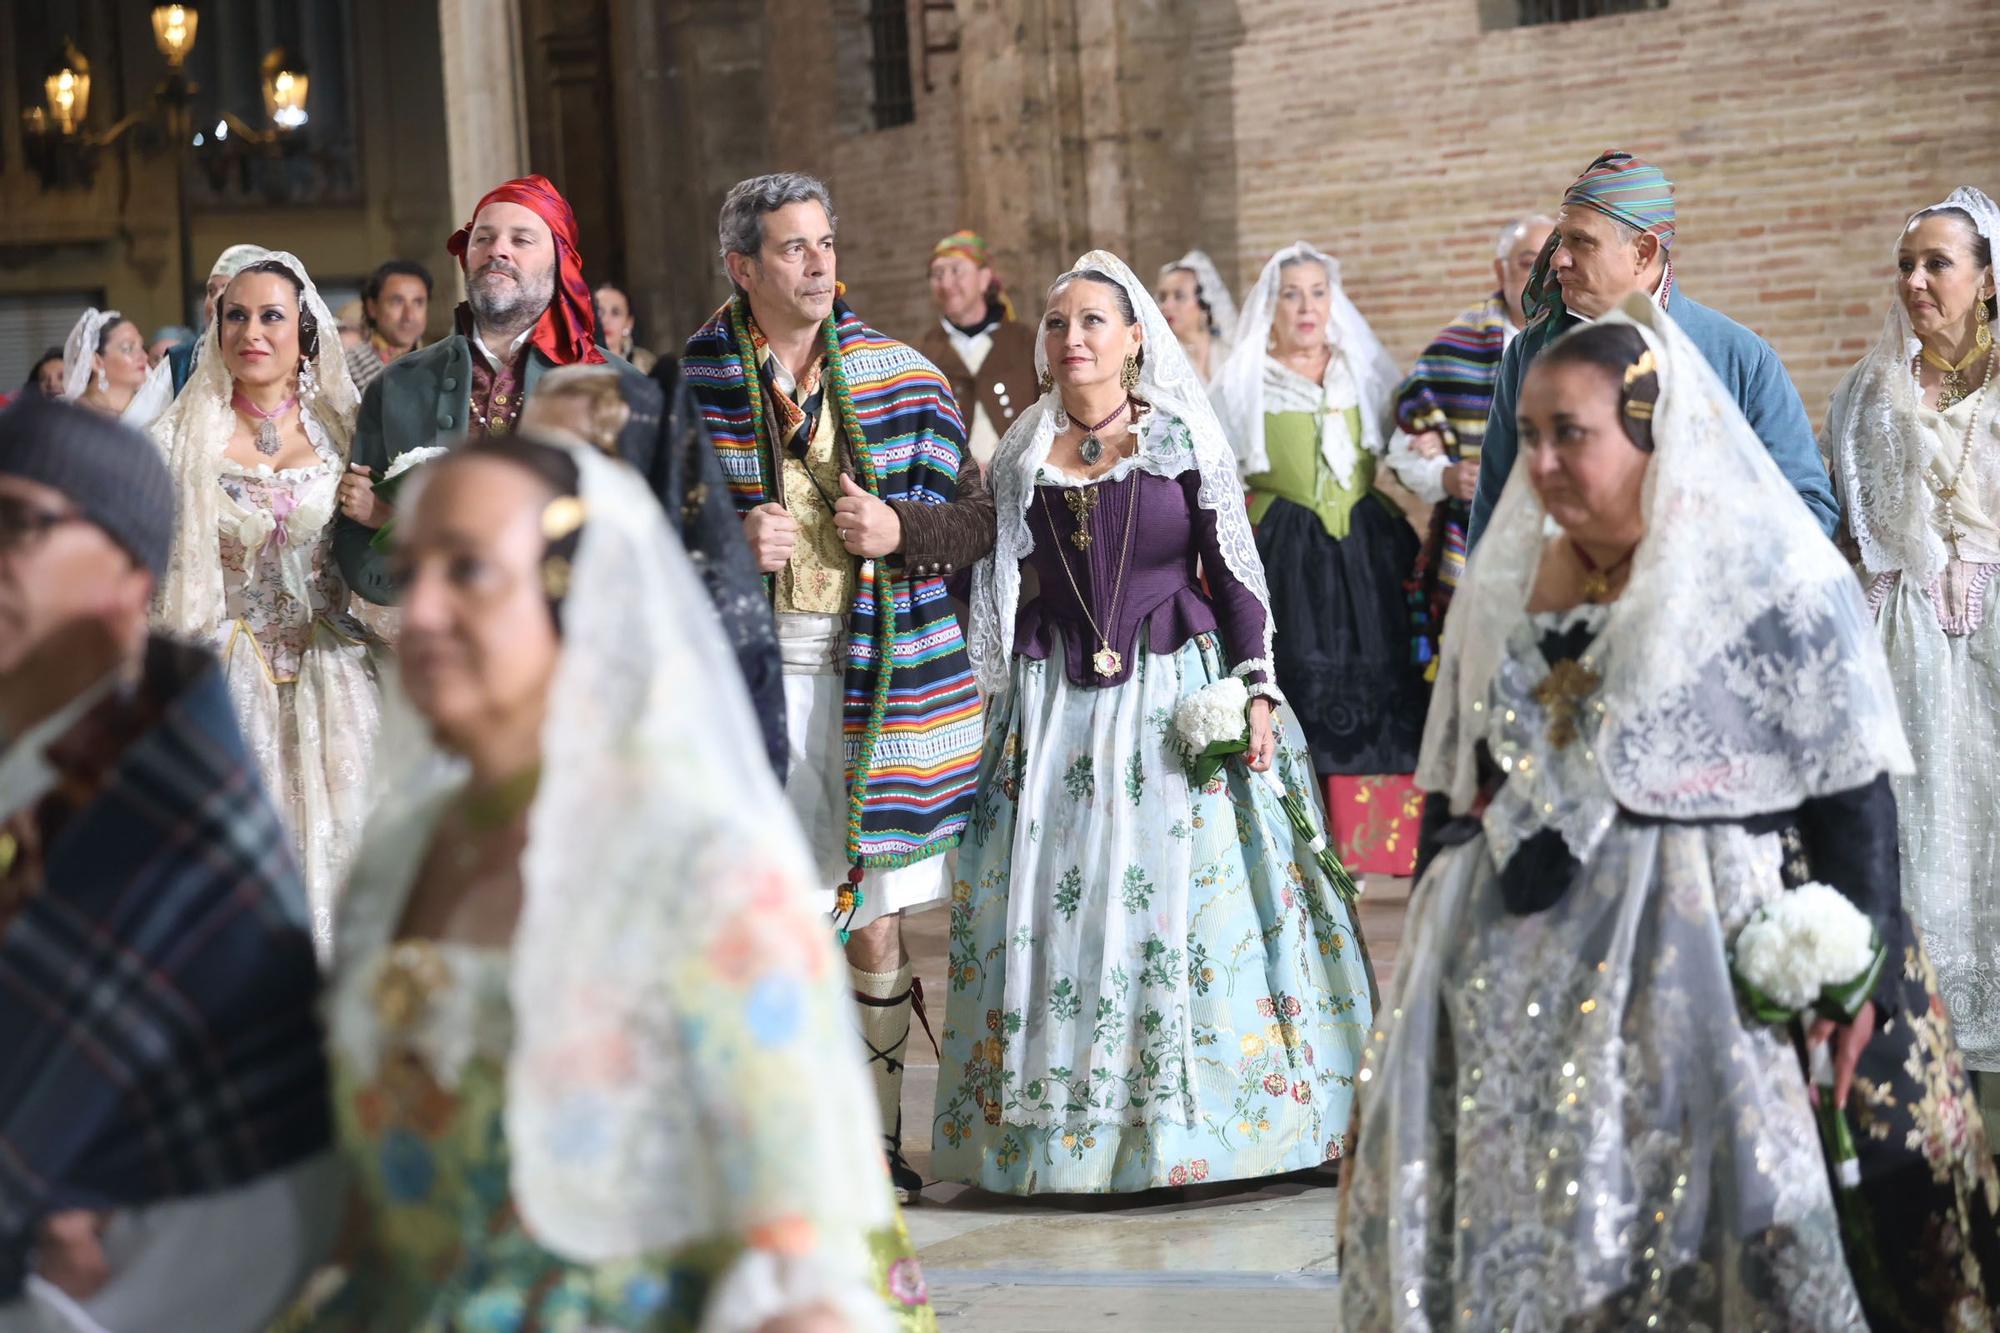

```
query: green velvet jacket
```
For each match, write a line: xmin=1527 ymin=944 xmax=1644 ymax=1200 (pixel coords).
xmin=332 ymin=335 xmax=610 ymax=604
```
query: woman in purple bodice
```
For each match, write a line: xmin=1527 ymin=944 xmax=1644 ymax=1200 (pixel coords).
xmin=932 ymin=251 xmax=1375 ymax=1195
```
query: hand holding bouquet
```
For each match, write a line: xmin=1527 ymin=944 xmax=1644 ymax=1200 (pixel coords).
xmin=1171 ymin=679 xmax=1359 ymax=905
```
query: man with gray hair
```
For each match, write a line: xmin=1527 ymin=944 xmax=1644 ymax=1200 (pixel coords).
xmin=1385 ymin=213 xmax=1555 ymax=642
xmin=683 ymin=171 xmax=994 ymax=1201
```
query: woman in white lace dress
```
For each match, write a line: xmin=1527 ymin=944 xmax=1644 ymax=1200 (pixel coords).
xmin=151 ymin=252 xmax=383 ymax=958
xmin=1829 ymin=187 xmax=2000 ymax=1134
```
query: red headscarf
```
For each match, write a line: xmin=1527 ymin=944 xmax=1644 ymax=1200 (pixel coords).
xmin=447 ymin=174 xmax=606 ymax=366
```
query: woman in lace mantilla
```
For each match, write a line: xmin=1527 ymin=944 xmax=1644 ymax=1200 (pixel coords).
xmin=150 ymin=252 xmax=383 ymax=960
xmin=1338 ymin=297 xmax=2000 ymax=1332
xmin=306 ymin=437 xmax=933 ymax=1331
xmin=1208 ymin=243 xmax=1428 ymax=878
xmin=1829 ymin=187 xmax=2000 ymax=1144
xmin=935 ymin=252 xmax=1374 ymax=1196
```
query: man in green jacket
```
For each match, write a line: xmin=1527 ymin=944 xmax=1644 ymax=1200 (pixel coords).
xmin=333 ymin=174 xmax=637 ymax=603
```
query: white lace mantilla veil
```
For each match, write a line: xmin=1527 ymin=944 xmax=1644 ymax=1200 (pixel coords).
xmin=1160 ymin=249 xmax=1239 ymax=347
xmin=149 ymin=249 xmax=359 ymax=636
xmin=332 ymin=442 xmax=893 ymax=1275
xmin=60 ymin=307 xmax=174 ymax=426
xmin=1207 ymin=241 xmax=1401 ymax=484
xmin=1418 ymin=292 xmax=1913 ymax=820
xmin=968 ymin=249 xmax=1276 ymax=701
xmin=1830 ymin=185 xmax=2000 ymax=581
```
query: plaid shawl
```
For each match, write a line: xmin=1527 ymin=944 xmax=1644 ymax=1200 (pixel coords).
xmin=0 ymin=638 xmax=329 ymax=1297
xmin=683 ymin=297 xmax=981 ymax=869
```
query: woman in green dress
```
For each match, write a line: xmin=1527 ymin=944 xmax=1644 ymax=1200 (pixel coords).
xmin=1209 ymin=243 xmax=1427 ymax=876
xmin=307 ymin=434 xmax=933 ymax=1331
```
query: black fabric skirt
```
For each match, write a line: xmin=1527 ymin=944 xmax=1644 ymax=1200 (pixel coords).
xmin=1255 ymin=492 xmax=1426 ymax=776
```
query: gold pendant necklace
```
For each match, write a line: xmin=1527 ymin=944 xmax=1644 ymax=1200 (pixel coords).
xmin=1040 ymin=475 xmax=1143 ymax=678
xmin=1922 ymin=340 xmax=1991 ymax=413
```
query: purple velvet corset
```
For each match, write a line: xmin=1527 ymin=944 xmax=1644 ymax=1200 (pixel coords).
xmin=1015 ymin=466 xmax=1270 ymax=688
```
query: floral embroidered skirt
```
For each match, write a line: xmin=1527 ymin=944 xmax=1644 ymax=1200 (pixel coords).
xmin=305 ymin=1052 xmax=937 ymax=1332
xmin=932 ymin=634 xmax=1375 ymax=1195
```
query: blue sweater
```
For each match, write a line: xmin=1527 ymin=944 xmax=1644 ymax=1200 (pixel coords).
xmin=1468 ymin=292 xmax=1838 ymax=548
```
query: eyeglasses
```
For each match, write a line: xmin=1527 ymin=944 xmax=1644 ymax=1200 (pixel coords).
xmin=0 ymin=497 xmax=87 ymax=553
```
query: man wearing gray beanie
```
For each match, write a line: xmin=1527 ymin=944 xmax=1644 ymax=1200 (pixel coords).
xmin=0 ymin=397 xmax=338 ymax=1330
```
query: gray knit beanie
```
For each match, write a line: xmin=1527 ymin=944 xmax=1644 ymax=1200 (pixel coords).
xmin=0 ymin=397 xmax=173 ymax=580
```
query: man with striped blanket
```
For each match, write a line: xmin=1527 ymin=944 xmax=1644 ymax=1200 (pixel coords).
xmin=1387 ymin=215 xmax=1553 ymax=645
xmin=683 ymin=173 xmax=992 ymax=1202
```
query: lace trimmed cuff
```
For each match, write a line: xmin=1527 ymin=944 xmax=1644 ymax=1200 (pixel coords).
xmin=697 ymin=1247 xmax=895 ymax=1333
xmin=1231 ymin=657 xmax=1275 ymax=685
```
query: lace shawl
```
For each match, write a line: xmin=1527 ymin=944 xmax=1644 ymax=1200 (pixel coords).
xmin=1419 ymin=294 xmax=1912 ymax=820
xmin=1207 ymin=242 xmax=1400 ymax=483
xmin=150 ymin=250 xmax=359 ymax=637
xmin=334 ymin=443 xmax=894 ymax=1266
xmin=968 ymin=249 xmax=1275 ymax=702
xmin=1829 ymin=186 xmax=2000 ymax=581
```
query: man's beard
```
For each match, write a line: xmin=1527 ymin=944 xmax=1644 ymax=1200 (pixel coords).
xmin=468 ymin=261 xmax=556 ymax=340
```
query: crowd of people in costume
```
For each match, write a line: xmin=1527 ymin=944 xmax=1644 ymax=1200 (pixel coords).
xmin=1 ymin=141 xmax=1998 ymax=1331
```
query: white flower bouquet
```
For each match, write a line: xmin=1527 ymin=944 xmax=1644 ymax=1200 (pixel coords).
xmin=367 ymin=445 xmax=452 ymax=550
xmin=1170 ymin=678 xmax=1359 ymax=905
xmin=1731 ymin=882 xmax=1883 ymax=1021
xmin=1731 ymin=881 xmax=1887 ymax=1193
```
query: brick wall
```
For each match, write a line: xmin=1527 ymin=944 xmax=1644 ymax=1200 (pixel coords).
xmin=1216 ymin=0 xmax=2000 ymax=417
xmin=770 ymin=0 xmax=965 ymax=344
xmin=786 ymin=0 xmax=2000 ymax=417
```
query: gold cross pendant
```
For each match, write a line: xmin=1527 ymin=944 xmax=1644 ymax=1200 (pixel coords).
xmin=1063 ymin=488 xmax=1099 ymax=550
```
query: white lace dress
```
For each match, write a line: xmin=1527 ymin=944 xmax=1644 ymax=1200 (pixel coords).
xmin=212 ymin=417 xmax=382 ymax=956
xmin=1857 ymin=391 xmax=2000 ymax=1071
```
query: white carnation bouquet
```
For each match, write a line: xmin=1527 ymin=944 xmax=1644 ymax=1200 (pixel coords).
xmin=1731 ymin=881 xmax=1887 ymax=1192
xmin=1171 ymin=678 xmax=1359 ymax=904
xmin=367 ymin=445 xmax=452 ymax=550
xmin=1731 ymin=882 xmax=1883 ymax=1020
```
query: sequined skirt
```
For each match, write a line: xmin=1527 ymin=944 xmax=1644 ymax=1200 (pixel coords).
xmin=1337 ymin=820 xmax=1868 ymax=1331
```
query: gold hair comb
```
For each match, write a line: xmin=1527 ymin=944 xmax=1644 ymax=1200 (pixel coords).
xmin=540 ymin=495 xmax=586 ymax=542
xmin=1622 ymin=349 xmax=1657 ymax=388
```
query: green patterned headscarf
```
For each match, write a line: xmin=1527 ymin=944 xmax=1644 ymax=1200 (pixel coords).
xmin=1522 ymin=150 xmax=1676 ymax=325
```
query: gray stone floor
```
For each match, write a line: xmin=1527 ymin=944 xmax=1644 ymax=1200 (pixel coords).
xmin=895 ymin=875 xmax=1411 ymax=1330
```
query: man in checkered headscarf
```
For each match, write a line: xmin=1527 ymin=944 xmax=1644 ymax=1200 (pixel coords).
xmin=1468 ymin=149 xmax=1836 ymax=546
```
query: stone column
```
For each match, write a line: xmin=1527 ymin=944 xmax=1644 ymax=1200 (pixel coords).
xmin=607 ymin=0 xmax=773 ymax=346
xmin=437 ymin=0 xmax=529 ymax=287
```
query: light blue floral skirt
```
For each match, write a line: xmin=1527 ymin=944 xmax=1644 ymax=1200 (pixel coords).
xmin=932 ymin=634 xmax=1375 ymax=1194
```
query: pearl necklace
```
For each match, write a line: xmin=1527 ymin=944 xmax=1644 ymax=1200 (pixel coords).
xmin=1928 ymin=349 xmax=1996 ymax=559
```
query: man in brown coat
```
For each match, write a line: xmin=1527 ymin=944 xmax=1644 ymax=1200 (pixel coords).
xmin=918 ymin=230 xmax=1037 ymax=473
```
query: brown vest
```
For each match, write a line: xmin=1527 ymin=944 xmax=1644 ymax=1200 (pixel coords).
xmin=919 ymin=317 xmax=1038 ymax=442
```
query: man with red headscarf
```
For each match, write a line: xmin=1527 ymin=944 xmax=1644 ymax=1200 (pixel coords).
xmin=334 ymin=175 xmax=626 ymax=605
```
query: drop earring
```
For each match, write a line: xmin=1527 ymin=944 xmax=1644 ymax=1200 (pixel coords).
xmin=1978 ymin=297 xmax=1993 ymax=353
xmin=298 ymin=359 xmax=319 ymax=401
xmin=96 ymin=367 xmax=109 ymax=393
xmin=1038 ymin=369 xmax=1054 ymax=394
